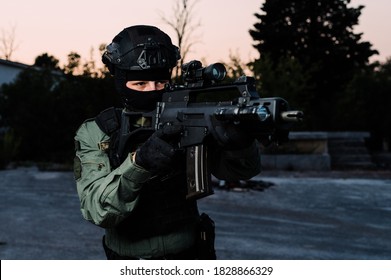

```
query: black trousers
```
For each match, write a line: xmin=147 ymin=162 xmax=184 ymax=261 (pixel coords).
xmin=102 ymin=236 xmax=198 ymax=260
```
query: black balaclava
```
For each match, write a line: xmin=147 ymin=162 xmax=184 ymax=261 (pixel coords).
xmin=115 ymin=68 xmax=172 ymax=112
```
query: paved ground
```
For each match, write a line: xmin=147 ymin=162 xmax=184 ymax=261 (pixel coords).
xmin=0 ymin=167 xmax=390 ymax=260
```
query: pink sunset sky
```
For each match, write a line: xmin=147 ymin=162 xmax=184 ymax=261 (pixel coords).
xmin=1 ymin=0 xmax=390 ymax=67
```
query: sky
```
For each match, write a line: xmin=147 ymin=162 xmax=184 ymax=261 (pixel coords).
xmin=1 ymin=0 xmax=390 ymax=68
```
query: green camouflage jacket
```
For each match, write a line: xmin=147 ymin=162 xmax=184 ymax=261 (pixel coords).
xmin=74 ymin=118 xmax=261 ymax=258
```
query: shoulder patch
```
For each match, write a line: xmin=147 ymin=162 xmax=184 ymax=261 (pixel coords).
xmin=98 ymin=141 xmax=110 ymax=151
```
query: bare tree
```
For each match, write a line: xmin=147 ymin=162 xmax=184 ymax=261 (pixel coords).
xmin=1 ymin=24 xmax=19 ymax=60
xmin=159 ymin=0 xmax=202 ymax=78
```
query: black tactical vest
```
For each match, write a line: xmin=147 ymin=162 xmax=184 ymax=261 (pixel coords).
xmin=95 ymin=107 xmax=198 ymax=240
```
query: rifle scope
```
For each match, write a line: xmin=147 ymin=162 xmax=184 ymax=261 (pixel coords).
xmin=182 ymin=60 xmax=226 ymax=84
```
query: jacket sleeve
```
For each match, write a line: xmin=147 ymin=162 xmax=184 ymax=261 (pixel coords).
xmin=74 ymin=120 xmax=151 ymax=228
xmin=210 ymin=140 xmax=261 ymax=181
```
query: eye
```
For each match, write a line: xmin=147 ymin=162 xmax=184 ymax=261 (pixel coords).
xmin=126 ymin=81 xmax=147 ymax=90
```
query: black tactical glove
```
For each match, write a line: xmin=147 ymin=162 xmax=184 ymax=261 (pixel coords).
xmin=135 ymin=125 xmax=183 ymax=174
xmin=213 ymin=121 xmax=255 ymax=150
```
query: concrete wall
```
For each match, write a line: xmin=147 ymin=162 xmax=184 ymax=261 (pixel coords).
xmin=261 ymin=154 xmax=331 ymax=171
xmin=260 ymin=131 xmax=371 ymax=171
xmin=261 ymin=132 xmax=330 ymax=171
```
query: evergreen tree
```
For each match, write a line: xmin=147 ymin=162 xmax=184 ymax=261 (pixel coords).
xmin=338 ymin=58 xmax=391 ymax=151
xmin=249 ymin=0 xmax=378 ymax=130
xmin=0 ymin=54 xmax=118 ymax=166
xmin=34 ymin=53 xmax=61 ymax=70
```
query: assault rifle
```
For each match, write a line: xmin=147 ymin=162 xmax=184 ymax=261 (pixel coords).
xmin=117 ymin=60 xmax=303 ymax=200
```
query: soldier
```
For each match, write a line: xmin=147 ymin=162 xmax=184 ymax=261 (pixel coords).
xmin=74 ymin=25 xmax=261 ymax=259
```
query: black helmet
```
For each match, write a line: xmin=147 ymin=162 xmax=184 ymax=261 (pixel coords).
xmin=102 ymin=25 xmax=180 ymax=111
xmin=102 ymin=25 xmax=180 ymax=76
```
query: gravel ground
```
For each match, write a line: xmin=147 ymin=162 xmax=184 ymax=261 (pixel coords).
xmin=0 ymin=167 xmax=390 ymax=260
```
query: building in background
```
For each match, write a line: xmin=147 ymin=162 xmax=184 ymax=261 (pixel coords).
xmin=0 ymin=58 xmax=29 ymax=88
